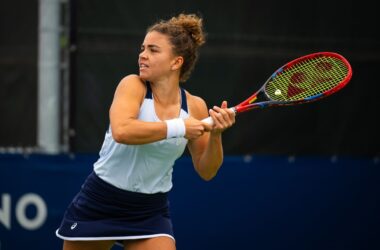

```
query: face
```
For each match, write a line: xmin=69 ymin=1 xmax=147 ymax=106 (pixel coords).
xmin=138 ymin=31 xmax=182 ymax=82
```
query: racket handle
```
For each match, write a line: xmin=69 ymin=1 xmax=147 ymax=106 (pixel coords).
xmin=201 ymin=108 xmax=236 ymax=125
xmin=202 ymin=116 xmax=214 ymax=125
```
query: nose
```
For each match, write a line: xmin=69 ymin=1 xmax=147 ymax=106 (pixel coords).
xmin=139 ymin=50 xmax=147 ymax=60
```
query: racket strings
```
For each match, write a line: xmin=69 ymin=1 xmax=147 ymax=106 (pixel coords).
xmin=265 ymin=56 xmax=349 ymax=101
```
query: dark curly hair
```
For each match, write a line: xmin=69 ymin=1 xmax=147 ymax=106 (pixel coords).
xmin=147 ymin=13 xmax=206 ymax=82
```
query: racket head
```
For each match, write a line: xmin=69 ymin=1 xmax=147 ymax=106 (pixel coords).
xmin=235 ymin=52 xmax=352 ymax=113
xmin=264 ymin=52 xmax=352 ymax=103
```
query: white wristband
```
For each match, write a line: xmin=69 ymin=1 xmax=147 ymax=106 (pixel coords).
xmin=165 ymin=118 xmax=186 ymax=139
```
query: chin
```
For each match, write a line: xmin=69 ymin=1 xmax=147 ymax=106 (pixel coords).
xmin=139 ymin=74 xmax=155 ymax=83
xmin=139 ymin=73 xmax=148 ymax=81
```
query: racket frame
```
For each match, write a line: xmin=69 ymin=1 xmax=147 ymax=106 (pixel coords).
xmin=234 ymin=52 xmax=352 ymax=113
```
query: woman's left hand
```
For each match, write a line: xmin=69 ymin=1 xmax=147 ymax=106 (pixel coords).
xmin=208 ymin=101 xmax=235 ymax=134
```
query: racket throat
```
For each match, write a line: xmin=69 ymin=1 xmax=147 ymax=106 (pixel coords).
xmin=230 ymin=107 xmax=237 ymax=114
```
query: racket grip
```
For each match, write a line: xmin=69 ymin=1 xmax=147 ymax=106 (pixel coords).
xmin=202 ymin=116 xmax=214 ymax=125
xmin=201 ymin=107 xmax=236 ymax=125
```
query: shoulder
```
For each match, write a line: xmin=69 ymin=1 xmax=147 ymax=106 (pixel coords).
xmin=111 ymin=74 xmax=148 ymax=107
xmin=117 ymin=74 xmax=146 ymax=90
xmin=185 ymin=90 xmax=208 ymax=119
xmin=114 ymin=74 xmax=146 ymax=96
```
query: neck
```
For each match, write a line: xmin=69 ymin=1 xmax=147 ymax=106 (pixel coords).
xmin=150 ymin=77 xmax=181 ymax=105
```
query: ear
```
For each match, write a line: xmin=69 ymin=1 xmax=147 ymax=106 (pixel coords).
xmin=171 ymin=56 xmax=184 ymax=71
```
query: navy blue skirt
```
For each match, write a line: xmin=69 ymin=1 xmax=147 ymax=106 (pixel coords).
xmin=56 ymin=171 xmax=174 ymax=243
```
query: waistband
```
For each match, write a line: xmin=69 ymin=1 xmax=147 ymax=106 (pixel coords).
xmin=81 ymin=171 xmax=169 ymax=209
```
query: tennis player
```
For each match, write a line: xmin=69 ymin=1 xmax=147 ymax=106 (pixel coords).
xmin=56 ymin=13 xmax=235 ymax=250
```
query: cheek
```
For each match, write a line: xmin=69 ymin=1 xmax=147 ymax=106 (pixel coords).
xmin=154 ymin=57 xmax=173 ymax=71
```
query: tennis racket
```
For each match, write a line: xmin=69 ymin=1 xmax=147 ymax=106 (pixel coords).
xmin=202 ymin=52 xmax=352 ymax=125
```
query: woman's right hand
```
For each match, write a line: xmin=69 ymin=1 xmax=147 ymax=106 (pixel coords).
xmin=184 ymin=117 xmax=212 ymax=140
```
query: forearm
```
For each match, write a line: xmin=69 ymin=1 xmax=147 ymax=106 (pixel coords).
xmin=112 ymin=119 xmax=167 ymax=145
xmin=196 ymin=132 xmax=224 ymax=181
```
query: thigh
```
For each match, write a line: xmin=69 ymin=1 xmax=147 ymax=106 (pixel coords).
xmin=63 ymin=240 xmax=115 ymax=250
xmin=124 ymin=236 xmax=176 ymax=250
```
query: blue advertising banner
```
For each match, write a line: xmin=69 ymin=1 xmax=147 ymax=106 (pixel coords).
xmin=0 ymin=154 xmax=379 ymax=250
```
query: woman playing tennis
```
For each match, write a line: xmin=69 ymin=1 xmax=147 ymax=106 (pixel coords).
xmin=56 ymin=13 xmax=235 ymax=250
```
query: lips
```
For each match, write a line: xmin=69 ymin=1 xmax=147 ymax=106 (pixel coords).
xmin=139 ymin=63 xmax=149 ymax=70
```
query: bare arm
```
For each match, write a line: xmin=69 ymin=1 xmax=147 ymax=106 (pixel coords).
xmin=187 ymin=96 xmax=235 ymax=181
xmin=109 ymin=75 xmax=167 ymax=144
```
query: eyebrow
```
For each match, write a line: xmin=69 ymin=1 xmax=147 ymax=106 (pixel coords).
xmin=141 ymin=44 xmax=161 ymax=50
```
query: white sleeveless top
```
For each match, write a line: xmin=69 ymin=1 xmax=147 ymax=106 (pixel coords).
xmin=94 ymin=84 xmax=189 ymax=194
